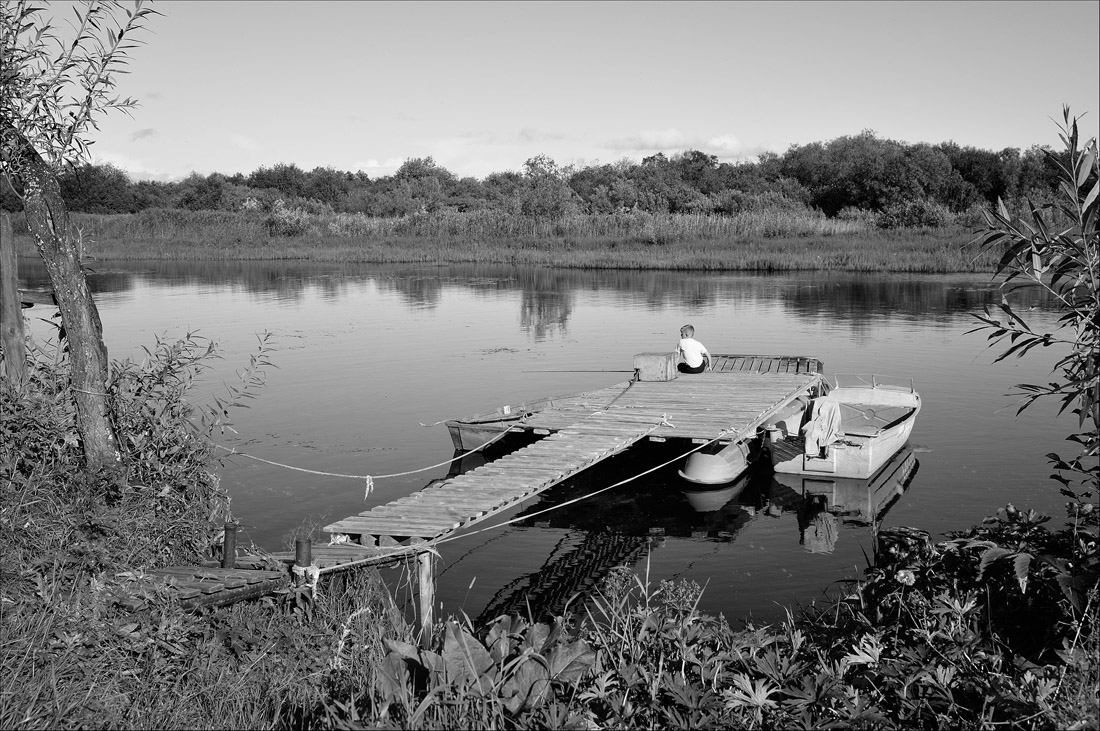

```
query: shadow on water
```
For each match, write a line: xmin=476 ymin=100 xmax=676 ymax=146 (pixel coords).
xmin=418 ymin=438 xmax=919 ymax=626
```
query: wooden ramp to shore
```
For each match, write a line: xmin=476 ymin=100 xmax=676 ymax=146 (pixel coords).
xmin=323 ymin=409 xmax=666 ymax=548
xmin=147 ymin=565 xmax=288 ymax=610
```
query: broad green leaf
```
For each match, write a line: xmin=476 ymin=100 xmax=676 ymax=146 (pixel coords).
xmin=1012 ymin=553 xmax=1032 ymax=593
xmin=502 ymin=657 xmax=550 ymax=714
xmin=546 ymin=640 xmax=595 ymax=682
xmin=978 ymin=547 xmax=1012 ymax=582
xmin=441 ymin=621 xmax=494 ymax=686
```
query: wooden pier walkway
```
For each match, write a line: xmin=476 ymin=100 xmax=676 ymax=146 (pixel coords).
xmin=323 ymin=408 xmax=667 ymax=545
xmin=321 ymin=354 xmax=825 ymax=553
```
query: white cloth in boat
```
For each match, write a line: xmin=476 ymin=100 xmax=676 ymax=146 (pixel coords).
xmin=802 ymin=396 xmax=843 ymax=456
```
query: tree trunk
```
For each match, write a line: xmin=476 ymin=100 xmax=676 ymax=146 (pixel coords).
xmin=1 ymin=127 xmax=124 ymax=482
xmin=1 ymin=213 xmax=27 ymax=387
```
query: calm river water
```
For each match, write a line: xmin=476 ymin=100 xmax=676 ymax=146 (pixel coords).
xmin=19 ymin=259 xmax=1072 ymax=625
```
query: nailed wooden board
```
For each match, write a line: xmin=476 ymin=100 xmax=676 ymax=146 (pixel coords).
xmin=180 ymin=577 xmax=288 ymax=610
xmin=324 ymin=415 xmax=661 ymax=542
xmin=151 ymin=566 xmax=284 ymax=585
xmin=138 ymin=566 xmax=290 ymax=611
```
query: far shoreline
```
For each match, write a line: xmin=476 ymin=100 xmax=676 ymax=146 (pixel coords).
xmin=8 ymin=210 xmax=994 ymax=274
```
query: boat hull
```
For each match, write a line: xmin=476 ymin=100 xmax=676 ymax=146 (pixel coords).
xmin=770 ymin=383 xmax=921 ymax=480
xmin=445 ymin=397 xmax=557 ymax=451
xmin=678 ymin=441 xmax=751 ymax=485
xmin=772 ymin=447 xmax=919 ymax=522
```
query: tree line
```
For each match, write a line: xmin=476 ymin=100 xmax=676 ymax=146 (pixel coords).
xmin=0 ymin=131 xmax=1069 ymax=227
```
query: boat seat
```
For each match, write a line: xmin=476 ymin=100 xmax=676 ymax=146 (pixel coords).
xmin=840 ymin=403 xmax=913 ymax=436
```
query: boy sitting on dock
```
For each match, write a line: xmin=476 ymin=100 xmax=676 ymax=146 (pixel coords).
xmin=676 ymin=324 xmax=712 ymax=374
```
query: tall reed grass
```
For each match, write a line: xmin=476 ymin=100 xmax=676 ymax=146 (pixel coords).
xmin=8 ymin=208 xmax=997 ymax=273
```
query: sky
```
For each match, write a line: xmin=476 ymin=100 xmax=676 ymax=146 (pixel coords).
xmin=61 ymin=0 xmax=1100 ymax=182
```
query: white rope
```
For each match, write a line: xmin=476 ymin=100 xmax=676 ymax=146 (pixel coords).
xmin=319 ymin=417 xmax=734 ymax=573
xmin=291 ymin=563 xmax=322 ymax=598
xmin=213 ymin=414 xmax=528 ymax=498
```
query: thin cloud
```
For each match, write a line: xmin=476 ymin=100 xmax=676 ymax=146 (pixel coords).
xmin=603 ymin=129 xmax=752 ymax=161
xmin=130 ymin=128 xmax=157 ymax=142
xmin=232 ymin=134 xmax=263 ymax=153
xmin=517 ymin=128 xmax=565 ymax=144
xmin=704 ymin=134 xmax=744 ymax=155
xmin=90 ymin=151 xmax=168 ymax=180
xmin=605 ymin=129 xmax=691 ymax=151
xmin=351 ymin=157 xmax=404 ymax=176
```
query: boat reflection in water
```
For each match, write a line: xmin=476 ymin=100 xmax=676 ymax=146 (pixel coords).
xmin=778 ymin=447 xmax=919 ymax=554
xmin=682 ymin=481 xmax=742 ymax=513
xmin=426 ymin=443 xmax=918 ymax=625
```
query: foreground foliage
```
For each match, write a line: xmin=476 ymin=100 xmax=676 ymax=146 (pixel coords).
xmin=300 ymin=513 xmax=1095 ymax=731
xmin=970 ymin=107 xmax=1099 ymax=504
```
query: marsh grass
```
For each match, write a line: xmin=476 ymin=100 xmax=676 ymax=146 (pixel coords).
xmin=10 ymin=208 xmax=996 ymax=272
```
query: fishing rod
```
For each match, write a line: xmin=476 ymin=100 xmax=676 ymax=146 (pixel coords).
xmin=521 ymin=369 xmax=636 ymax=373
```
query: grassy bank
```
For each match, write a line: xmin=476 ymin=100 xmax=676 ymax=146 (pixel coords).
xmin=2 ymin=333 xmax=1097 ymax=730
xmin=8 ymin=208 xmax=996 ymax=272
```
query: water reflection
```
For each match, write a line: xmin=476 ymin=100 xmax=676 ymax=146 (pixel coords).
xmin=390 ymin=274 xmax=444 ymax=308
xmin=427 ymin=441 xmax=918 ymax=624
xmin=17 ymin=260 xmax=1058 ymax=332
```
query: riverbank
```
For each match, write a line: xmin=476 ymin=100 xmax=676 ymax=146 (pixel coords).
xmin=6 ymin=209 xmax=995 ymax=273
xmin=2 ymin=336 xmax=1097 ymax=729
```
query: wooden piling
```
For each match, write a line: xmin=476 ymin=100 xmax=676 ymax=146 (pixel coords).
xmin=417 ymin=549 xmax=435 ymax=648
xmin=221 ymin=521 xmax=238 ymax=569
xmin=295 ymin=539 xmax=312 ymax=570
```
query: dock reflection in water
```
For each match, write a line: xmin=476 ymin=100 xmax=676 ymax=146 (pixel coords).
xmin=423 ymin=442 xmax=918 ymax=625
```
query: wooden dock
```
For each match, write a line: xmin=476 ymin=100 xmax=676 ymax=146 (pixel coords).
xmin=322 ymin=354 xmax=825 ymax=549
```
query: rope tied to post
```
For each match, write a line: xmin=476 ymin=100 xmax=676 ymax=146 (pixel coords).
xmin=213 ymin=413 xmax=529 ymax=498
xmin=291 ymin=563 xmax=322 ymax=598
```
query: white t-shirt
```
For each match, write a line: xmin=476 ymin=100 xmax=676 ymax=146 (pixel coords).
xmin=677 ymin=337 xmax=710 ymax=368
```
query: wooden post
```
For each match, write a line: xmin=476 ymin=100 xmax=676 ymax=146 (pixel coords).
xmin=0 ymin=214 xmax=26 ymax=387
xmin=417 ymin=549 xmax=435 ymax=648
xmin=221 ymin=521 xmax=238 ymax=569
xmin=294 ymin=539 xmax=312 ymax=570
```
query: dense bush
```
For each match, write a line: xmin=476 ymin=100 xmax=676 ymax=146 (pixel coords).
xmin=877 ymin=198 xmax=954 ymax=228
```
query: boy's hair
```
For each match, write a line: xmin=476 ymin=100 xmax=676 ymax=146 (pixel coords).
xmin=681 ymin=324 xmax=694 ymax=337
